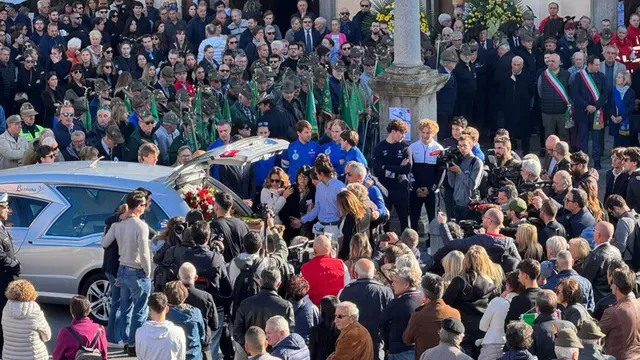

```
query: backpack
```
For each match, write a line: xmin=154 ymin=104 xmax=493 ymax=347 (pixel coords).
xmin=231 ymin=257 xmax=263 ymax=317
xmin=66 ymin=326 xmax=103 ymax=360
xmin=622 ymin=212 xmax=640 ymax=270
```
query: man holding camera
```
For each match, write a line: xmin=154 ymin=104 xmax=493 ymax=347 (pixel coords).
xmin=211 ymin=192 xmax=251 ymax=263
xmin=447 ymin=134 xmax=483 ymax=221
xmin=432 ymin=208 xmax=521 ymax=272
xmin=534 ymin=170 xmax=573 ymax=216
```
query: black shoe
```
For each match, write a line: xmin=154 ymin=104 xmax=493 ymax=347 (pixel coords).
xmin=127 ymin=346 xmax=136 ymax=357
xmin=123 ymin=344 xmax=129 ymax=353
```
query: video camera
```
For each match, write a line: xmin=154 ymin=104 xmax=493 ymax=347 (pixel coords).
xmin=174 ymin=221 xmax=188 ymax=235
xmin=458 ymin=219 xmax=483 ymax=237
xmin=288 ymin=240 xmax=314 ymax=273
xmin=437 ymin=146 xmax=463 ymax=166
xmin=520 ymin=181 xmax=553 ymax=193
xmin=256 ymin=203 xmax=275 ymax=219
xmin=489 ymin=165 xmax=521 ymax=187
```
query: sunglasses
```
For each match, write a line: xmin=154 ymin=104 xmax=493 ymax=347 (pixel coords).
xmin=99 ymin=10 xmax=108 ymax=13
xmin=219 ymin=69 xmax=230 ymax=73
xmin=257 ymin=122 xmax=269 ymax=126
xmin=228 ymin=41 xmax=237 ymax=44
xmin=111 ymin=13 xmax=118 ymax=17
xmin=105 ymin=49 xmax=112 ymax=53
xmin=360 ymin=4 xmax=370 ymax=7
xmin=266 ymin=32 xmax=275 ymax=35
xmin=334 ymin=314 xmax=349 ymax=319
xmin=104 ymin=65 xmax=112 ymax=69
xmin=73 ymin=70 xmax=82 ymax=74
xmin=44 ymin=153 xmax=56 ymax=159
xmin=270 ymin=178 xmax=281 ymax=183
xmin=24 ymin=59 xmax=33 ymax=63
xmin=342 ymin=47 xmax=351 ymax=50
xmin=340 ymin=12 xmax=349 ymax=15
xmin=142 ymin=120 xmax=155 ymax=125
xmin=61 ymin=112 xmax=74 ymax=117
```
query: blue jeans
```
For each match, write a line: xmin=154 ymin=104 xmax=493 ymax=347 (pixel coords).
xmin=117 ymin=266 xmax=151 ymax=347
xmin=106 ymin=272 xmax=128 ymax=344
xmin=577 ymin=120 xmax=602 ymax=163
xmin=388 ymin=350 xmax=415 ymax=360
xmin=211 ymin=310 xmax=224 ymax=360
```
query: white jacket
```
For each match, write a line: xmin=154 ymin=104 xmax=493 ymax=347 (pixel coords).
xmin=478 ymin=292 xmax=517 ymax=345
xmin=2 ymin=300 xmax=51 ymax=360
xmin=135 ymin=320 xmax=187 ymax=360
xmin=260 ymin=187 xmax=287 ymax=224
xmin=0 ymin=131 xmax=28 ymax=170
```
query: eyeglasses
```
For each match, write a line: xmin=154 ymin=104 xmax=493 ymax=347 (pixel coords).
xmin=342 ymin=47 xmax=351 ymax=50
xmin=142 ymin=120 xmax=155 ymax=125
xmin=564 ymin=197 xmax=575 ymax=203
xmin=61 ymin=112 xmax=74 ymax=117
xmin=257 ymin=122 xmax=269 ymax=126
xmin=228 ymin=41 xmax=237 ymax=44
xmin=340 ymin=12 xmax=349 ymax=15
xmin=270 ymin=178 xmax=281 ymax=183
xmin=111 ymin=13 xmax=118 ymax=17
xmin=152 ymin=37 xmax=159 ymax=41
xmin=360 ymin=4 xmax=370 ymax=7
xmin=105 ymin=49 xmax=112 ymax=53
xmin=99 ymin=10 xmax=108 ymax=13
xmin=44 ymin=153 xmax=56 ymax=159
xmin=219 ymin=69 xmax=230 ymax=73
xmin=334 ymin=314 xmax=350 ymax=319
xmin=266 ymin=32 xmax=275 ymax=35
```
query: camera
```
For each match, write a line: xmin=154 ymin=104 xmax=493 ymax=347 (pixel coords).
xmin=489 ymin=165 xmax=521 ymax=188
xmin=458 ymin=219 xmax=483 ymax=237
xmin=256 ymin=203 xmax=275 ymax=219
xmin=438 ymin=146 xmax=462 ymax=165
xmin=288 ymin=240 xmax=314 ymax=273
xmin=209 ymin=231 xmax=225 ymax=253
xmin=520 ymin=181 xmax=553 ymax=193
xmin=174 ymin=221 xmax=188 ymax=235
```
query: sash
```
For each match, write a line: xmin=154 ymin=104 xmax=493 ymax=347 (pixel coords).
xmin=544 ymin=69 xmax=574 ymax=128
xmin=579 ymin=70 xmax=605 ymax=130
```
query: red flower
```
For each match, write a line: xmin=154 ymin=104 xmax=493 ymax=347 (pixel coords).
xmin=200 ymin=203 xmax=208 ymax=211
xmin=190 ymin=201 xmax=198 ymax=209
xmin=206 ymin=196 xmax=214 ymax=204
xmin=185 ymin=192 xmax=194 ymax=200
xmin=204 ymin=212 xmax=213 ymax=220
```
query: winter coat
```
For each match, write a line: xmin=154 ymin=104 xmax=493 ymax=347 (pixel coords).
xmin=582 ymin=243 xmax=622 ymax=304
xmin=0 ymin=130 xmax=28 ymax=170
xmin=328 ymin=321 xmax=373 ymax=360
xmin=500 ymin=71 xmax=534 ymax=139
xmin=271 ymin=333 xmax=311 ymax=360
xmin=290 ymin=296 xmax=320 ymax=342
xmin=1 ymin=300 xmax=51 ymax=360
xmin=403 ymin=299 xmax=461 ymax=360
xmin=233 ymin=288 xmax=296 ymax=347
xmin=166 ymin=305 xmax=206 ymax=360
xmin=379 ymin=290 xmax=424 ymax=354
xmin=261 ymin=187 xmax=287 ymax=224
xmin=498 ymin=349 xmax=538 ymax=360
xmin=530 ymin=312 xmax=576 ymax=360
xmin=135 ymin=320 xmax=187 ymax=360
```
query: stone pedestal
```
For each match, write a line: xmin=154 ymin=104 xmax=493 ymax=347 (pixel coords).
xmin=591 ymin=0 xmax=618 ymax=27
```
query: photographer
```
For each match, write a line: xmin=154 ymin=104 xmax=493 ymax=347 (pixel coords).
xmin=432 ymin=208 xmax=521 ymax=273
xmin=228 ymin=213 xmax=289 ymax=314
xmin=210 ymin=191 xmax=251 ymax=263
xmin=442 ymin=117 xmax=467 ymax=218
xmin=447 ymin=134 xmax=484 ymax=221
xmin=409 ymin=119 xmax=445 ymax=228
xmin=534 ymin=170 xmax=573 ymax=215
xmin=520 ymin=158 xmax=543 ymax=184
xmin=493 ymin=137 xmax=520 ymax=170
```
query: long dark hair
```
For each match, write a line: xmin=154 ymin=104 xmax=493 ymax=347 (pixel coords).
xmin=319 ymin=295 xmax=339 ymax=326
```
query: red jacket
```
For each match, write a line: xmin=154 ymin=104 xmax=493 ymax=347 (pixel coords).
xmin=52 ymin=317 xmax=108 ymax=360
xmin=301 ymin=255 xmax=345 ymax=305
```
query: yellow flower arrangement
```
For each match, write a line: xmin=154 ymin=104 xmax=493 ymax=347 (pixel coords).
xmin=374 ymin=1 xmax=429 ymax=33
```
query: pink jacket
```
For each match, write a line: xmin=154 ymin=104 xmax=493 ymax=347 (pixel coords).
xmin=52 ymin=317 xmax=108 ymax=360
xmin=324 ymin=33 xmax=347 ymax=47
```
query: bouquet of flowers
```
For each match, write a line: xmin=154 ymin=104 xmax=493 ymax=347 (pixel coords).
xmin=464 ymin=0 xmax=524 ymax=35
xmin=183 ymin=187 xmax=215 ymax=220
xmin=371 ymin=0 xmax=429 ymax=34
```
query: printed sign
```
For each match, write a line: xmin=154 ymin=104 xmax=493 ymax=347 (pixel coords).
xmin=389 ymin=107 xmax=411 ymax=141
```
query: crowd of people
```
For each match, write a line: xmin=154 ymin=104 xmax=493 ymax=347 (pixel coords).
xmin=1 ymin=0 xmax=640 ymax=360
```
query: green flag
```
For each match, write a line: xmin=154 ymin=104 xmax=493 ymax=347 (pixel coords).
xmin=193 ymin=89 xmax=207 ymax=143
xmin=372 ymin=60 xmax=385 ymax=113
xmin=351 ymin=81 xmax=363 ymax=113
xmin=150 ymin=97 xmax=159 ymax=121
xmin=124 ymin=96 xmax=132 ymax=113
xmin=222 ymin=96 xmax=231 ymax=121
xmin=251 ymin=81 xmax=259 ymax=108
xmin=83 ymin=97 xmax=91 ymax=131
xmin=321 ymin=78 xmax=332 ymax=116
xmin=306 ymin=85 xmax=318 ymax=136
xmin=340 ymin=79 xmax=357 ymax=130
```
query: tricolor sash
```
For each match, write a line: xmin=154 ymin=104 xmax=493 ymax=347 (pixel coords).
xmin=544 ymin=69 xmax=574 ymax=128
xmin=579 ymin=70 xmax=605 ymax=130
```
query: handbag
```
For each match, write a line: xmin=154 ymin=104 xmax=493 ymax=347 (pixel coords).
xmin=14 ymin=93 xmax=28 ymax=103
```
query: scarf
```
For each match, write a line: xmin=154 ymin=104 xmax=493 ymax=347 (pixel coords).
xmin=617 ymin=84 xmax=630 ymax=99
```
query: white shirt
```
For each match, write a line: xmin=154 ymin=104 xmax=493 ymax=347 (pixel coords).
xmin=547 ymin=157 xmax=558 ymax=175
xmin=409 ymin=139 xmax=443 ymax=164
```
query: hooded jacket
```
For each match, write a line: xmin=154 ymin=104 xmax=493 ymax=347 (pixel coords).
xmin=271 ymin=333 xmax=311 ymax=360
xmin=135 ymin=320 xmax=187 ymax=360
xmin=1 ymin=300 xmax=51 ymax=360
xmin=498 ymin=349 xmax=538 ymax=360
xmin=166 ymin=305 xmax=206 ymax=360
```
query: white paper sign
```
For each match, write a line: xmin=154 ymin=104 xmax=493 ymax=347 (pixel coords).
xmin=389 ymin=107 xmax=411 ymax=141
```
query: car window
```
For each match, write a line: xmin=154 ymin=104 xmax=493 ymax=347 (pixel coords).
xmin=47 ymin=186 xmax=170 ymax=238
xmin=6 ymin=196 xmax=48 ymax=228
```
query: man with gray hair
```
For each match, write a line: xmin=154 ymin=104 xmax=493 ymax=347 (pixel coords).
xmin=542 ymin=250 xmax=594 ymax=311
xmin=234 ymin=267 xmax=295 ymax=360
xmin=550 ymin=141 xmax=570 ymax=176
xmin=314 ymin=17 xmax=328 ymax=37
xmin=438 ymin=13 xmax=452 ymax=28
xmin=339 ymin=258 xmax=393 ymax=360
xmin=265 ymin=315 xmax=309 ymax=359
xmin=199 ymin=23 xmax=226 ymax=63
xmin=540 ymin=235 xmax=569 ymax=280
xmin=520 ymin=158 xmax=542 ymax=183
xmin=329 ymin=301 xmax=373 ymax=360
xmin=63 ymin=130 xmax=86 ymax=161
xmin=226 ymin=9 xmax=247 ymax=36
xmin=345 ymin=161 xmax=387 ymax=220
xmin=178 ymin=262 xmax=219 ymax=359
xmin=437 ymin=47 xmax=458 ymax=136
xmin=0 ymin=115 xmax=28 ymax=169
xmin=420 ymin=317 xmax=471 ymax=360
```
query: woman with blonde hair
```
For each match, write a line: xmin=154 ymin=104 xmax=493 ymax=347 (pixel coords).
xmin=336 ymin=190 xmax=371 ymax=261
xmin=442 ymin=250 xmax=464 ymax=289
xmin=2 ymin=280 xmax=51 ymax=360
xmin=109 ymin=97 xmax=134 ymax=141
xmin=578 ymin=180 xmax=606 ymax=222
xmin=260 ymin=167 xmax=291 ymax=224
xmin=88 ymin=30 xmax=103 ymax=65
xmin=141 ymin=63 xmax=158 ymax=89
xmin=515 ymin=224 xmax=543 ymax=261
xmin=443 ymin=245 xmax=502 ymax=358
xmin=569 ymin=237 xmax=591 ymax=275
xmin=346 ymin=182 xmax=379 ymax=220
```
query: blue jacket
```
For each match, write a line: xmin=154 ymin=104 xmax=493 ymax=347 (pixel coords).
xmin=379 ymin=290 xmax=424 ymax=354
xmin=0 ymin=105 xmax=5 ymax=134
xmin=344 ymin=146 xmax=367 ymax=171
xmin=38 ymin=34 xmax=65 ymax=61
xmin=53 ymin=120 xmax=87 ymax=151
xmin=367 ymin=184 xmax=387 ymax=218
xmin=542 ymin=269 xmax=595 ymax=311
xmin=290 ymin=296 xmax=319 ymax=342
xmin=187 ymin=16 xmax=209 ymax=48
xmin=281 ymin=140 xmax=319 ymax=180
xmin=166 ymin=305 xmax=206 ymax=360
xmin=329 ymin=76 xmax=341 ymax=114
xmin=571 ymin=70 xmax=609 ymax=126
xmin=253 ymin=156 xmax=275 ymax=193
xmin=320 ymin=141 xmax=347 ymax=175
xmin=270 ymin=333 xmax=310 ymax=360
xmin=436 ymin=66 xmax=456 ymax=116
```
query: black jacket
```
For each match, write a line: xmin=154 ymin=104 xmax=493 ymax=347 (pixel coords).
xmin=605 ymin=169 xmax=630 ymax=202
xmin=539 ymin=220 xmax=566 ymax=255
xmin=233 ymin=288 xmax=295 ymax=346
xmin=219 ymin=163 xmax=253 ymax=200
xmin=339 ymin=278 xmax=394 ymax=352
xmin=433 ymin=232 xmax=521 ymax=271
xmin=260 ymin=106 xmax=297 ymax=142
xmin=337 ymin=209 xmax=371 ymax=260
xmin=309 ymin=322 xmax=340 ymax=360
xmin=185 ymin=284 xmax=219 ymax=346
xmin=500 ymin=71 xmax=534 ymax=139
xmin=530 ymin=312 xmax=576 ymax=360
xmin=0 ymin=223 xmax=19 ymax=277
xmin=379 ymin=290 xmax=423 ymax=354
xmin=442 ymin=272 xmax=497 ymax=348
xmin=101 ymin=212 xmax=121 ymax=276
xmin=504 ymin=287 xmax=541 ymax=331
xmin=96 ymin=141 xmax=124 ymax=161
xmin=436 ymin=66 xmax=456 ymax=116
xmin=538 ymin=67 xmax=571 ymax=114
xmin=627 ymin=169 xmax=640 ymax=213
xmin=114 ymin=55 xmax=137 ymax=74
xmin=582 ymin=243 xmax=622 ymax=303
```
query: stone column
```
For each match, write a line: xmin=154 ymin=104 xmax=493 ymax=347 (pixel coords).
xmin=591 ymin=0 xmax=618 ymax=28
xmin=368 ymin=0 xmax=450 ymax=235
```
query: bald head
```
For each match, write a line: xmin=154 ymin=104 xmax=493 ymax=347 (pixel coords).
xmin=313 ymin=235 xmax=332 ymax=256
xmin=545 ymin=135 xmax=560 ymax=152
xmin=595 ymin=221 xmax=614 ymax=244
xmin=354 ymin=258 xmax=375 ymax=279
xmin=339 ymin=7 xmax=349 ymax=13
xmin=485 ymin=208 xmax=504 ymax=229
